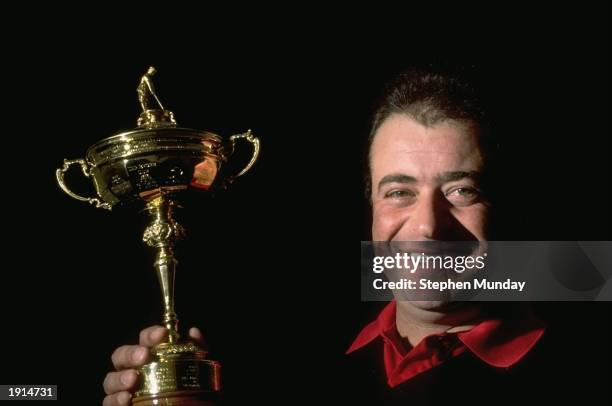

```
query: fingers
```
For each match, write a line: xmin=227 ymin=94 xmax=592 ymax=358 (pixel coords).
xmin=111 ymin=345 xmax=149 ymax=370
xmin=112 ymin=326 xmax=167 ymax=370
xmin=112 ymin=326 xmax=204 ymax=371
xmin=188 ymin=327 xmax=206 ymax=347
xmin=105 ymin=326 xmax=205 ymax=403
xmin=102 ymin=391 xmax=132 ymax=406
xmin=103 ymin=369 xmax=138 ymax=395
xmin=139 ymin=326 xmax=168 ymax=347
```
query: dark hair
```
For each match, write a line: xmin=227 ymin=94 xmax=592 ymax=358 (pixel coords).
xmin=364 ymin=68 xmax=495 ymax=198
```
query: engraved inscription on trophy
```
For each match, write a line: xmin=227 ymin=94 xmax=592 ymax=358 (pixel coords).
xmin=127 ymin=162 xmax=159 ymax=191
xmin=110 ymin=173 xmax=133 ymax=196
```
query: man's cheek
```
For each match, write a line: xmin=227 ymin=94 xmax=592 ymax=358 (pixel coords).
xmin=452 ymin=205 xmax=490 ymax=240
xmin=372 ymin=205 xmax=404 ymax=241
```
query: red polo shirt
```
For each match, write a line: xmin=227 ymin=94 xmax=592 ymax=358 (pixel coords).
xmin=346 ymin=301 xmax=546 ymax=388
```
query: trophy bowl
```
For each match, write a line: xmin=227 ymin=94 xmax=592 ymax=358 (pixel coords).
xmin=56 ymin=67 xmax=260 ymax=405
xmin=57 ymin=125 xmax=259 ymax=210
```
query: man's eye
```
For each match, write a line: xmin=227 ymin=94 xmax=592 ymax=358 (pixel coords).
xmin=384 ymin=190 xmax=415 ymax=199
xmin=446 ymin=187 xmax=480 ymax=204
xmin=454 ymin=188 xmax=477 ymax=197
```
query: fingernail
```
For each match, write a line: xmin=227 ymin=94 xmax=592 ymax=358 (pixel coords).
xmin=121 ymin=371 xmax=134 ymax=386
xmin=132 ymin=347 xmax=146 ymax=362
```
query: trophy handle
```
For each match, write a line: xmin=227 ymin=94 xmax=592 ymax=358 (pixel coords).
xmin=55 ymin=158 xmax=112 ymax=210
xmin=227 ymin=129 xmax=260 ymax=179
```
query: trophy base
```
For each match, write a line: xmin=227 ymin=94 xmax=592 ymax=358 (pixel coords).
xmin=132 ymin=391 xmax=218 ymax=406
xmin=133 ymin=342 xmax=221 ymax=405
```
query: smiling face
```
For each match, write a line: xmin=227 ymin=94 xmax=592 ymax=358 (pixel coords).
xmin=370 ymin=113 xmax=490 ymax=242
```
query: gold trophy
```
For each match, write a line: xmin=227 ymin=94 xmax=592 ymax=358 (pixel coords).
xmin=56 ymin=67 xmax=260 ymax=405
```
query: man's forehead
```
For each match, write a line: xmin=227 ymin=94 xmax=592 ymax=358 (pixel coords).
xmin=372 ymin=114 xmax=480 ymax=153
xmin=370 ymin=115 xmax=484 ymax=173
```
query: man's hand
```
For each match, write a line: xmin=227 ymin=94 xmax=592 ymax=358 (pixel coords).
xmin=102 ymin=326 xmax=205 ymax=406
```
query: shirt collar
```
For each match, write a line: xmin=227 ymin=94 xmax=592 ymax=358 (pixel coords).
xmin=347 ymin=301 xmax=546 ymax=383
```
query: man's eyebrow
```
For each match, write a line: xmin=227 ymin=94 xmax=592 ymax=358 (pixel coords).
xmin=376 ymin=171 xmax=483 ymax=192
xmin=435 ymin=171 xmax=482 ymax=183
xmin=377 ymin=174 xmax=417 ymax=192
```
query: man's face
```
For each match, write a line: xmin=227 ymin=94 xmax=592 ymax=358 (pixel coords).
xmin=370 ymin=114 xmax=489 ymax=242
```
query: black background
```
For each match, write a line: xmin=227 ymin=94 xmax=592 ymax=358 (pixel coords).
xmin=1 ymin=5 xmax=610 ymax=404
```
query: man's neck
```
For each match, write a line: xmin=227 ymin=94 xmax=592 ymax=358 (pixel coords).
xmin=395 ymin=301 xmax=484 ymax=347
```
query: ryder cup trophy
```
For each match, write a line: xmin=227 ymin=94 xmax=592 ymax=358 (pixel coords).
xmin=56 ymin=67 xmax=260 ymax=405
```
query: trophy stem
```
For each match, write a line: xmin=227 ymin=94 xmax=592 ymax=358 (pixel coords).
xmin=143 ymin=195 xmax=185 ymax=343
xmin=136 ymin=193 xmax=222 ymax=404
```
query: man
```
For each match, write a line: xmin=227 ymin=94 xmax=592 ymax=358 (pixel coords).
xmin=341 ymin=69 xmax=608 ymax=404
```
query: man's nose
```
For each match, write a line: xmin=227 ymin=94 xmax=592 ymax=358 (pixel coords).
xmin=411 ymin=192 xmax=446 ymax=240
